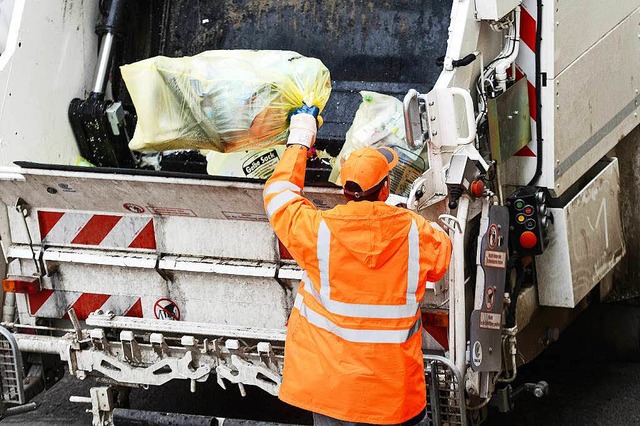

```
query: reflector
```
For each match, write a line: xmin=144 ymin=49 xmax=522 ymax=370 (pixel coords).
xmin=2 ymin=276 xmax=41 ymax=294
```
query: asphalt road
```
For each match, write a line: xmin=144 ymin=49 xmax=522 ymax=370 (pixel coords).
xmin=486 ymin=301 xmax=640 ymax=426
xmin=3 ymin=302 xmax=640 ymax=425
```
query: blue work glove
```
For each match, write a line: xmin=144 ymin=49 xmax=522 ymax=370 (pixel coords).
xmin=290 ymin=104 xmax=321 ymax=123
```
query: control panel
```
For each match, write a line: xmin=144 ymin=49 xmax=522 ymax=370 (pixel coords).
xmin=507 ymin=187 xmax=552 ymax=256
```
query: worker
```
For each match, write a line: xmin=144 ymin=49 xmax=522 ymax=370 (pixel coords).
xmin=263 ymin=108 xmax=452 ymax=425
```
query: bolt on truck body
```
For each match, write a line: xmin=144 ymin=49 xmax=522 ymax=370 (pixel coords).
xmin=0 ymin=0 xmax=639 ymax=424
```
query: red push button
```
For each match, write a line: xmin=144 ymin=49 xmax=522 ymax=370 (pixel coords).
xmin=520 ymin=231 xmax=538 ymax=249
xmin=471 ymin=180 xmax=485 ymax=198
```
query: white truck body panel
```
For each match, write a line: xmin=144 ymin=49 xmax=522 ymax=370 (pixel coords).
xmin=504 ymin=1 xmax=640 ymax=194
xmin=552 ymin=0 xmax=640 ymax=76
xmin=0 ymin=0 xmax=95 ymax=166
xmin=0 ymin=165 xmax=350 ymax=330
xmin=537 ymin=158 xmax=625 ymax=307
xmin=475 ymin=0 xmax=521 ymax=21
xmin=551 ymin=8 xmax=640 ymax=194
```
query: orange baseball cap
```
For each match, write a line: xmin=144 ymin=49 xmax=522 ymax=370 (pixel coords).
xmin=340 ymin=146 xmax=399 ymax=198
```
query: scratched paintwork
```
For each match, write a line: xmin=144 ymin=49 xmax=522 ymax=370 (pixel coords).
xmin=157 ymin=0 xmax=451 ymax=84
xmin=537 ymin=159 xmax=625 ymax=308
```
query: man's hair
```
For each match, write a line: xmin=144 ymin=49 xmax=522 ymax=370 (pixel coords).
xmin=343 ymin=179 xmax=386 ymax=202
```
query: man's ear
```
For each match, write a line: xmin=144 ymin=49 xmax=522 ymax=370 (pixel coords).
xmin=378 ymin=178 xmax=391 ymax=202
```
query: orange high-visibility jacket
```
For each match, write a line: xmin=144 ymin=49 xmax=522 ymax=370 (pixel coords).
xmin=264 ymin=145 xmax=452 ymax=424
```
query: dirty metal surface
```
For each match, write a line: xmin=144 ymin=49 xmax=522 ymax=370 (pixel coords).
xmin=537 ymin=158 xmax=625 ymax=307
xmin=487 ymin=78 xmax=531 ymax=165
xmin=158 ymin=0 xmax=451 ymax=84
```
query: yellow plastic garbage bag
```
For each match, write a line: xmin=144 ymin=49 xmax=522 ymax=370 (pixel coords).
xmin=121 ymin=50 xmax=331 ymax=153
xmin=204 ymin=146 xmax=286 ymax=179
xmin=329 ymin=91 xmax=429 ymax=197
xmin=205 ymin=146 xmax=333 ymax=180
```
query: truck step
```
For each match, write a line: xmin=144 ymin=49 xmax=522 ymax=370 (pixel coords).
xmin=424 ymin=355 xmax=466 ymax=426
xmin=0 ymin=326 xmax=25 ymax=405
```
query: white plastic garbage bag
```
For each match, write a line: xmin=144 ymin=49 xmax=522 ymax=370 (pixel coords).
xmin=329 ymin=91 xmax=429 ymax=197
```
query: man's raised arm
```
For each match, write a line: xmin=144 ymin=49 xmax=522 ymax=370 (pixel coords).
xmin=263 ymin=113 xmax=319 ymax=268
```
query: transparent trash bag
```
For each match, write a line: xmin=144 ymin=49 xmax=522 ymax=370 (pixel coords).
xmin=329 ymin=91 xmax=429 ymax=197
xmin=121 ymin=50 xmax=331 ymax=153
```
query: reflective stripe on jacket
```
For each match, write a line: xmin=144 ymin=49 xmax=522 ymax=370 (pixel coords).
xmin=264 ymin=145 xmax=452 ymax=424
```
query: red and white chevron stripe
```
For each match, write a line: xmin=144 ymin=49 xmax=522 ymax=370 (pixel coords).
xmin=514 ymin=0 xmax=538 ymax=158
xmin=38 ymin=211 xmax=156 ymax=250
xmin=422 ymin=311 xmax=449 ymax=352
xmin=28 ymin=290 xmax=143 ymax=320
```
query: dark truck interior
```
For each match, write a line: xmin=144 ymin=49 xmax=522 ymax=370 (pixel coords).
xmin=106 ymin=0 xmax=452 ymax=180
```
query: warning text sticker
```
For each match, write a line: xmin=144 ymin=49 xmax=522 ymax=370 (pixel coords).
xmin=479 ymin=312 xmax=501 ymax=330
xmin=488 ymin=224 xmax=499 ymax=248
xmin=222 ymin=211 xmax=269 ymax=222
xmin=148 ymin=206 xmax=197 ymax=217
xmin=484 ymin=250 xmax=507 ymax=269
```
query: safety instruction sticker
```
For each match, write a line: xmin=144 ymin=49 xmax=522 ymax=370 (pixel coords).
xmin=484 ymin=250 xmax=507 ymax=269
xmin=472 ymin=341 xmax=483 ymax=367
xmin=123 ymin=203 xmax=145 ymax=214
xmin=148 ymin=206 xmax=197 ymax=217
xmin=485 ymin=286 xmax=496 ymax=311
xmin=58 ymin=183 xmax=77 ymax=193
xmin=488 ymin=224 xmax=499 ymax=248
xmin=222 ymin=211 xmax=268 ymax=222
xmin=154 ymin=298 xmax=181 ymax=321
xmin=479 ymin=312 xmax=501 ymax=330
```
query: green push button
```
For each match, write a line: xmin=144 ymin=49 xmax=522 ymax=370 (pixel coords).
xmin=515 ymin=200 xmax=525 ymax=210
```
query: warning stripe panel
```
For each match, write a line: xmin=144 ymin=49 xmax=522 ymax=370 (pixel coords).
xmin=521 ymin=0 xmax=538 ymax=20
xmin=28 ymin=290 xmax=143 ymax=320
xmin=519 ymin=7 xmax=537 ymax=52
xmin=514 ymin=2 xmax=538 ymax=158
xmin=124 ymin=299 xmax=143 ymax=318
xmin=516 ymin=40 xmax=536 ymax=84
xmin=515 ymin=68 xmax=537 ymax=122
xmin=38 ymin=211 xmax=156 ymax=250
xmin=128 ymin=220 xmax=156 ymax=250
xmin=40 ymin=212 xmax=92 ymax=245
xmin=526 ymin=78 xmax=536 ymax=122
xmin=515 ymin=146 xmax=537 ymax=157
xmin=100 ymin=216 xmax=155 ymax=249
xmin=28 ymin=289 xmax=55 ymax=315
xmin=38 ymin=212 xmax=64 ymax=240
xmin=63 ymin=293 xmax=111 ymax=320
xmin=425 ymin=325 xmax=449 ymax=351
xmin=422 ymin=311 xmax=449 ymax=351
xmin=70 ymin=215 xmax=122 ymax=246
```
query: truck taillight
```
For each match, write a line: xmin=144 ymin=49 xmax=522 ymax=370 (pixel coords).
xmin=2 ymin=276 xmax=41 ymax=294
xmin=277 ymin=239 xmax=293 ymax=260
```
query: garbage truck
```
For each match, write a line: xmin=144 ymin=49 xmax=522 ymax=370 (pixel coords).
xmin=0 ymin=0 xmax=639 ymax=424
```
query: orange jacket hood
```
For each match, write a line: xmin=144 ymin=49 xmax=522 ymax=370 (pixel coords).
xmin=322 ymin=201 xmax=412 ymax=269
